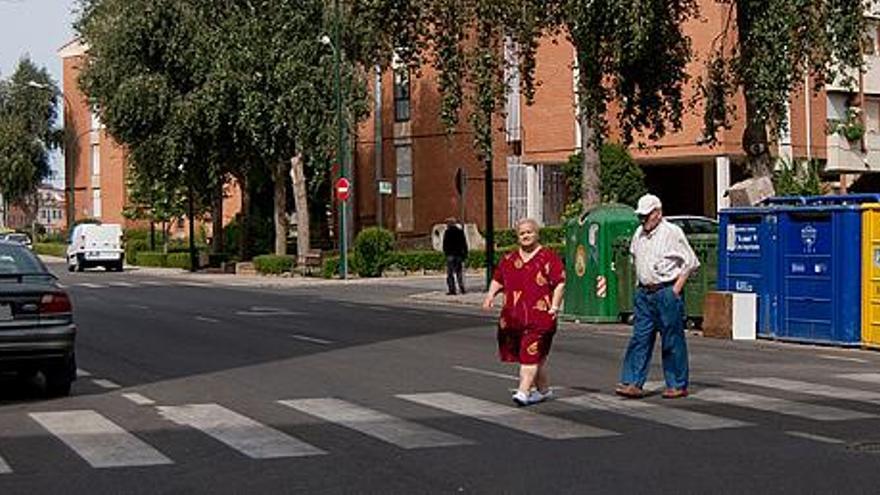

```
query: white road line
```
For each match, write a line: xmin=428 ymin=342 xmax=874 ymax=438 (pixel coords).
xmin=561 ymin=394 xmax=748 ymax=431
xmin=76 ymin=368 xmax=92 ymax=378
xmin=29 ymin=410 xmax=172 ymax=468
xmin=235 ymin=311 xmax=304 ymax=317
xmin=290 ymin=334 xmax=333 ymax=345
xmin=77 ymin=283 xmax=106 ymax=289
xmin=693 ymin=388 xmax=873 ymax=421
xmin=398 ymin=392 xmax=617 ymax=439
xmin=0 ymin=454 xmax=11 ymax=474
xmin=785 ymin=431 xmax=846 ymax=445
xmin=176 ymin=281 xmax=211 ymax=288
xmin=251 ymin=306 xmax=284 ymax=312
xmin=122 ymin=393 xmax=156 ymax=406
xmin=279 ymin=398 xmax=472 ymax=449
xmin=195 ymin=316 xmax=220 ymax=323
xmin=837 ymin=373 xmax=880 ymax=384
xmin=728 ymin=377 xmax=880 ymax=405
xmin=594 ymin=330 xmax=629 ymax=337
xmin=92 ymin=379 xmax=121 ymax=390
xmin=56 ymin=283 xmax=67 ymax=289
xmin=109 ymin=282 xmax=136 ymax=288
xmin=368 ymin=306 xmax=391 ymax=312
xmin=140 ymin=281 xmax=164 ymax=286
xmin=818 ymin=355 xmax=868 ymax=364
xmin=127 ymin=304 xmax=149 ymax=310
xmin=158 ymin=404 xmax=325 ymax=459
xmin=452 ymin=365 xmax=518 ymax=381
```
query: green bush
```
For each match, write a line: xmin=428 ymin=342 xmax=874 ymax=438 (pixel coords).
xmin=493 ymin=225 xmax=564 ymax=248
xmin=35 ymin=243 xmax=66 ymax=258
xmin=353 ymin=227 xmax=395 ymax=277
xmin=253 ymin=254 xmax=295 ymax=275
xmin=166 ymin=252 xmax=193 ymax=270
xmin=322 ymin=255 xmax=341 ymax=279
xmin=135 ymin=251 xmax=168 ymax=267
xmin=388 ymin=251 xmax=446 ymax=273
xmin=125 ymin=239 xmax=150 ymax=265
xmin=39 ymin=232 xmax=67 ymax=244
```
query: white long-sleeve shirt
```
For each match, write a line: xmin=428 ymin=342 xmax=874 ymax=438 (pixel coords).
xmin=630 ymin=219 xmax=700 ymax=286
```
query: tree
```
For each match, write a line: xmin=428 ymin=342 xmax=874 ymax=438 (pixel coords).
xmin=0 ymin=58 xmax=59 ymax=226
xmin=700 ymin=0 xmax=872 ymax=176
xmin=562 ymin=143 xmax=647 ymax=218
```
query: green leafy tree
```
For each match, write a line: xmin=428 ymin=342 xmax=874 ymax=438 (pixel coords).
xmin=562 ymin=143 xmax=647 ymax=219
xmin=700 ymin=0 xmax=873 ymax=176
xmin=0 ymin=58 xmax=59 ymax=223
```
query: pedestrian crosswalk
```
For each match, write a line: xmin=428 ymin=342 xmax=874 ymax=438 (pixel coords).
xmin=68 ymin=280 xmax=230 ymax=290
xmin=2 ymin=375 xmax=880 ymax=474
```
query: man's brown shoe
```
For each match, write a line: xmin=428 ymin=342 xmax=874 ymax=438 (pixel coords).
xmin=615 ymin=384 xmax=644 ymax=399
xmin=662 ymin=388 xmax=689 ymax=399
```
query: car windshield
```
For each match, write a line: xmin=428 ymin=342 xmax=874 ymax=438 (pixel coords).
xmin=6 ymin=234 xmax=29 ymax=243
xmin=0 ymin=244 xmax=49 ymax=278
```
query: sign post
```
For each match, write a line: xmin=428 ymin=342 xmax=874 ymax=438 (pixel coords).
xmin=335 ymin=177 xmax=351 ymax=278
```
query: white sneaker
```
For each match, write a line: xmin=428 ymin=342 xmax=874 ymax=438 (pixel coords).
xmin=512 ymin=390 xmax=530 ymax=406
xmin=528 ymin=389 xmax=553 ymax=404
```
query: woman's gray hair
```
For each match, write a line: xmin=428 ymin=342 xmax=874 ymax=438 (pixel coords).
xmin=515 ymin=218 xmax=541 ymax=235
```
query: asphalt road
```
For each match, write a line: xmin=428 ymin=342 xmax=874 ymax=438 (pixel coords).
xmin=2 ymin=263 xmax=880 ymax=494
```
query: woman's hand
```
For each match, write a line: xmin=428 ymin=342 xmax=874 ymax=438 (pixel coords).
xmin=482 ymin=295 xmax=495 ymax=310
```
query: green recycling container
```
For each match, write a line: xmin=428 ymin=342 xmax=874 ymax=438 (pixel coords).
xmin=614 ymin=233 xmax=718 ymax=327
xmin=563 ymin=204 xmax=639 ymax=323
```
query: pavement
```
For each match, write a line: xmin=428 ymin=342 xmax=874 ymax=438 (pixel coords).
xmin=4 ymin=258 xmax=880 ymax=493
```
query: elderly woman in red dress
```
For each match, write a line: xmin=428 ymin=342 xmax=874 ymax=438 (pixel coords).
xmin=482 ymin=218 xmax=566 ymax=406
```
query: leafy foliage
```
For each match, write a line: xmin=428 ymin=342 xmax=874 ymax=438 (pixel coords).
xmin=562 ymin=144 xmax=647 ymax=218
xmin=353 ymin=227 xmax=395 ymax=277
xmin=253 ymin=254 xmax=295 ymax=275
xmin=772 ymin=158 xmax=822 ymax=196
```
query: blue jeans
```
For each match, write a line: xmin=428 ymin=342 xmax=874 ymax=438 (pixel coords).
xmin=619 ymin=286 xmax=689 ymax=390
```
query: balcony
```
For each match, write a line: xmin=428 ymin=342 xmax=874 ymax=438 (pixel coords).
xmin=825 ymin=131 xmax=880 ymax=172
xmin=827 ymin=55 xmax=880 ymax=95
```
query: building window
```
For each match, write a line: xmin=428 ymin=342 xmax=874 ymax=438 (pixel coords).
xmin=395 ymin=145 xmax=413 ymax=198
xmin=90 ymin=144 xmax=101 ymax=176
xmin=393 ymin=68 xmax=411 ymax=122
xmin=92 ymin=189 xmax=102 ymax=218
xmin=507 ymin=158 xmax=527 ymax=227
xmin=90 ymin=108 xmax=101 ymax=131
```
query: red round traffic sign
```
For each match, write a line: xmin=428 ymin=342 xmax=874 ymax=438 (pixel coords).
xmin=335 ymin=177 xmax=352 ymax=201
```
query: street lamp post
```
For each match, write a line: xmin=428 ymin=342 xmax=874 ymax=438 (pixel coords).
xmin=321 ymin=2 xmax=350 ymax=280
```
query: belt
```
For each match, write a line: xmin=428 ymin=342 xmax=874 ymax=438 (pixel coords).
xmin=638 ymin=281 xmax=674 ymax=293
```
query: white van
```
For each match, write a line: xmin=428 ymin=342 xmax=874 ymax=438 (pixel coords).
xmin=67 ymin=223 xmax=124 ymax=272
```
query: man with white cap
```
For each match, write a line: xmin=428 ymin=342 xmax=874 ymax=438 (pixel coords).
xmin=616 ymin=193 xmax=700 ymax=399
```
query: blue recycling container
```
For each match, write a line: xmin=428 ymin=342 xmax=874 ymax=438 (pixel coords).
xmin=774 ymin=194 xmax=880 ymax=346
xmin=718 ymin=207 xmax=782 ymax=337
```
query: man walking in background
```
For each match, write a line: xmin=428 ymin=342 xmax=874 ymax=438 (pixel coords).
xmin=442 ymin=218 xmax=468 ymax=295
xmin=616 ymin=194 xmax=700 ymax=399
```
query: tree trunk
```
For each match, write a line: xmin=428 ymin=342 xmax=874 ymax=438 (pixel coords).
xmin=290 ymin=154 xmax=310 ymax=266
xmin=271 ymin=161 xmax=289 ymax=256
xmin=580 ymin=112 xmax=601 ymax=209
xmin=742 ymin=93 xmax=773 ymax=177
xmin=211 ymin=179 xmax=224 ymax=254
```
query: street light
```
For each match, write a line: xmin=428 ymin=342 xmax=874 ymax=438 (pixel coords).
xmin=25 ymin=80 xmax=76 ymax=233
xmin=320 ymin=5 xmax=350 ymax=280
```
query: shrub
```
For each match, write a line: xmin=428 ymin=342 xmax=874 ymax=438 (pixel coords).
xmin=387 ymin=251 xmax=445 ymax=273
xmin=253 ymin=254 xmax=295 ymax=275
xmin=353 ymin=227 xmax=395 ymax=277
xmin=322 ymin=255 xmax=340 ymax=279
xmin=125 ymin=238 xmax=150 ymax=265
xmin=493 ymin=225 xmax=564 ymax=248
xmin=135 ymin=251 xmax=168 ymax=267
xmin=166 ymin=252 xmax=193 ymax=270
xmin=34 ymin=243 xmax=66 ymax=258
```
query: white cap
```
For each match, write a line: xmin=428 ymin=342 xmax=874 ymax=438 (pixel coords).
xmin=635 ymin=194 xmax=662 ymax=215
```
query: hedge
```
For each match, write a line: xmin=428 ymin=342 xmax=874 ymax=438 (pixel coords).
xmin=253 ymin=254 xmax=295 ymax=275
xmin=135 ymin=252 xmax=168 ymax=267
xmin=166 ymin=252 xmax=193 ymax=270
xmin=494 ymin=225 xmax=564 ymax=247
xmin=321 ymin=243 xmax=565 ymax=278
xmin=35 ymin=242 xmax=66 ymax=258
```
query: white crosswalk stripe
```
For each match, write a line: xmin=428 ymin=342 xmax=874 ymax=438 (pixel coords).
xmin=397 ymin=392 xmax=617 ymax=439
xmin=280 ymin=398 xmax=473 ymax=449
xmin=693 ymin=388 xmax=874 ymax=421
xmin=108 ymin=281 xmax=136 ymax=287
xmin=727 ymin=377 xmax=880 ymax=405
xmin=561 ymin=394 xmax=748 ymax=430
xmin=29 ymin=410 xmax=172 ymax=468
xmin=176 ymin=281 xmax=211 ymax=288
xmin=158 ymin=404 xmax=325 ymax=459
xmin=140 ymin=281 xmax=164 ymax=286
xmin=77 ymin=283 xmax=106 ymax=289
xmin=837 ymin=373 xmax=880 ymax=385
xmin=0 ymin=454 xmax=11 ymax=474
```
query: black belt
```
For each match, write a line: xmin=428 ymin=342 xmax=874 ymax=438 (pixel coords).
xmin=638 ymin=281 xmax=674 ymax=293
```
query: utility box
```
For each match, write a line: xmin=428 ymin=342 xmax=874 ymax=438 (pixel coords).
xmin=702 ymin=291 xmax=757 ymax=340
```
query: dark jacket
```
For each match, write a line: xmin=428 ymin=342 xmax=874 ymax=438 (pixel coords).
xmin=443 ymin=224 xmax=468 ymax=258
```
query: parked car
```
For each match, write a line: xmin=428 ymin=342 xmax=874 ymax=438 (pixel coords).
xmin=0 ymin=241 xmax=76 ymax=396
xmin=1 ymin=232 xmax=33 ymax=250
xmin=66 ymin=223 xmax=124 ymax=272
xmin=666 ymin=215 xmax=719 ymax=235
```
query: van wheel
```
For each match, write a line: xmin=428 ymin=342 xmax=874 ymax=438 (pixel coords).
xmin=75 ymin=255 xmax=85 ymax=272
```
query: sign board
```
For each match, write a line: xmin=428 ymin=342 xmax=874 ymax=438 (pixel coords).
xmin=335 ymin=177 xmax=352 ymax=202
xmin=378 ymin=180 xmax=393 ymax=195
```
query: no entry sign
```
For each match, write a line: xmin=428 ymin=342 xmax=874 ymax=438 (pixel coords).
xmin=335 ymin=177 xmax=352 ymax=201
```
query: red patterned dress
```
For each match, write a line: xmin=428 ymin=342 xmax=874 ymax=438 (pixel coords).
xmin=493 ymin=247 xmax=565 ymax=364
